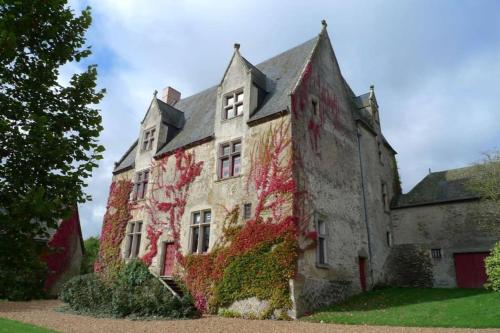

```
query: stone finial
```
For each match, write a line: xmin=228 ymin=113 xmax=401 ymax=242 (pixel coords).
xmin=153 ymin=89 xmax=158 ymax=97
xmin=234 ymin=43 xmax=240 ymax=50
xmin=321 ymin=19 xmax=327 ymax=28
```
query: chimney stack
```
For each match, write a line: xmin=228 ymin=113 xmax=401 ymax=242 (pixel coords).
xmin=162 ymin=86 xmax=181 ymax=106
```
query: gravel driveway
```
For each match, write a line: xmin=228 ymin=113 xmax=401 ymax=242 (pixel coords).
xmin=0 ymin=300 xmax=498 ymax=333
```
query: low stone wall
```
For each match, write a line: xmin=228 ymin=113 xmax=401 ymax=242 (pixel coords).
xmin=294 ymin=278 xmax=352 ymax=317
xmin=384 ymin=244 xmax=433 ymax=288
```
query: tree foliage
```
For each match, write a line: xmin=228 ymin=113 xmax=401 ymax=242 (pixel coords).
xmin=0 ymin=0 xmax=104 ymax=299
xmin=467 ymin=152 xmax=500 ymax=233
xmin=81 ymin=236 xmax=99 ymax=275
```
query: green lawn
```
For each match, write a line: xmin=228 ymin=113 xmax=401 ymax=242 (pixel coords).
xmin=303 ymin=288 xmax=500 ymax=328
xmin=0 ymin=318 xmax=59 ymax=333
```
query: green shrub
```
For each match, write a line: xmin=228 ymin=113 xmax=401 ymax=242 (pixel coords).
xmin=61 ymin=260 xmax=198 ymax=319
xmin=485 ymin=242 xmax=500 ymax=291
xmin=60 ymin=273 xmax=112 ymax=313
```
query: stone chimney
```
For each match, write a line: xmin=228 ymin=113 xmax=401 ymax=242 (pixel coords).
xmin=162 ymin=86 xmax=181 ymax=106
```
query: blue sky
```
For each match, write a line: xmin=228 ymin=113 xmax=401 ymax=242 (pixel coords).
xmin=64 ymin=0 xmax=500 ymax=238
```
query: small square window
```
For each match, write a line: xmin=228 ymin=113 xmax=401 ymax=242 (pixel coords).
xmin=223 ymin=90 xmax=244 ymax=120
xmin=431 ymin=248 xmax=442 ymax=259
xmin=243 ymin=203 xmax=252 ymax=220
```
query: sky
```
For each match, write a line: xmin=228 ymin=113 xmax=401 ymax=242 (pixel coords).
xmin=64 ymin=0 xmax=500 ymax=238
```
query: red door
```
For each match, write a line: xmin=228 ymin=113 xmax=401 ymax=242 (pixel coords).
xmin=454 ymin=252 xmax=489 ymax=288
xmin=359 ymin=257 xmax=367 ymax=291
xmin=162 ymin=243 xmax=176 ymax=277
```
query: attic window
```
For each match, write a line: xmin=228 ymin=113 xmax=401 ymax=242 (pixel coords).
xmin=142 ymin=127 xmax=156 ymax=151
xmin=223 ymin=90 xmax=244 ymax=120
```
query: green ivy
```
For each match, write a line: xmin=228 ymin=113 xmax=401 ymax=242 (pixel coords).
xmin=214 ymin=235 xmax=297 ymax=316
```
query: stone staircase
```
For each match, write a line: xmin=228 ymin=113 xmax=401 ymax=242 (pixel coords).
xmin=151 ymin=272 xmax=183 ymax=299
xmin=161 ymin=277 xmax=184 ymax=298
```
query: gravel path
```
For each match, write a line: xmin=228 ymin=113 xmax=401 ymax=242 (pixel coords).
xmin=0 ymin=300 xmax=498 ymax=333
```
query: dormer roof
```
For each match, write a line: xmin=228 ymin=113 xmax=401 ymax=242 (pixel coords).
xmin=114 ymin=35 xmax=320 ymax=173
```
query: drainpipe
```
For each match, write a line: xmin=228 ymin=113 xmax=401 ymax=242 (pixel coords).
xmin=356 ymin=124 xmax=375 ymax=288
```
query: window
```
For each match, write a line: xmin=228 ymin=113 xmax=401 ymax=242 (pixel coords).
xmin=190 ymin=210 xmax=211 ymax=254
xmin=125 ymin=221 xmax=142 ymax=259
xmin=381 ymin=182 xmax=389 ymax=212
xmin=218 ymin=140 xmax=241 ymax=179
xmin=142 ymin=127 xmax=156 ymax=151
xmin=312 ymin=99 xmax=318 ymax=116
xmin=386 ymin=231 xmax=393 ymax=247
xmin=316 ymin=219 xmax=327 ymax=266
xmin=377 ymin=140 xmax=383 ymax=164
xmin=223 ymin=90 xmax=244 ymax=120
xmin=243 ymin=203 xmax=252 ymax=220
xmin=133 ymin=170 xmax=149 ymax=200
xmin=431 ymin=248 xmax=442 ymax=259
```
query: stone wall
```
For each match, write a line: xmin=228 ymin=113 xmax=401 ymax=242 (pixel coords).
xmin=391 ymin=201 xmax=498 ymax=287
xmin=383 ymin=244 xmax=433 ymax=288
xmin=292 ymin=277 xmax=352 ymax=317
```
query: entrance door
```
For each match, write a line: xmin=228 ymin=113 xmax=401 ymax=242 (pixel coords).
xmin=162 ymin=243 xmax=176 ymax=277
xmin=359 ymin=257 xmax=367 ymax=291
xmin=454 ymin=252 xmax=489 ymax=288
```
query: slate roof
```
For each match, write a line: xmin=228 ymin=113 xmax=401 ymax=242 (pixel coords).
xmin=393 ymin=166 xmax=480 ymax=208
xmin=113 ymin=140 xmax=137 ymax=174
xmin=114 ymin=37 xmax=319 ymax=173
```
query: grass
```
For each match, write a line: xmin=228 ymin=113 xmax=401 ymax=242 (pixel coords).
xmin=303 ymin=288 xmax=500 ymax=328
xmin=0 ymin=318 xmax=59 ymax=333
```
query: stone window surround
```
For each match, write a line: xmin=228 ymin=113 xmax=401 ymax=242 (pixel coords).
xmin=141 ymin=126 xmax=156 ymax=151
xmin=133 ymin=169 xmax=149 ymax=201
xmin=222 ymin=89 xmax=244 ymax=120
xmin=315 ymin=212 xmax=329 ymax=269
xmin=217 ymin=139 xmax=242 ymax=180
xmin=189 ymin=209 xmax=211 ymax=254
xmin=124 ymin=221 xmax=143 ymax=259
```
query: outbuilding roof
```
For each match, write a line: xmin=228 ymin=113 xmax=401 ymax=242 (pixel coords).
xmin=393 ymin=166 xmax=481 ymax=208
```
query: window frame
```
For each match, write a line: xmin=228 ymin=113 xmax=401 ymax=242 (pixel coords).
xmin=222 ymin=89 xmax=244 ymax=120
xmin=218 ymin=139 xmax=242 ymax=179
xmin=133 ymin=169 xmax=149 ymax=201
xmin=315 ymin=214 xmax=329 ymax=268
xmin=381 ymin=181 xmax=390 ymax=212
xmin=141 ymin=127 xmax=156 ymax=151
xmin=125 ymin=221 xmax=143 ymax=259
xmin=189 ymin=210 xmax=212 ymax=254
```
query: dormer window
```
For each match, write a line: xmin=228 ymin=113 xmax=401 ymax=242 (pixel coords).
xmin=142 ymin=127 xmax=156 ymax=151
xmin=223 ymin=90 xmax=244 ymax=120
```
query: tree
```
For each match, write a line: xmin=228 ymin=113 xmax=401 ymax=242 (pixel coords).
xmin=467 ymin=151 xmax=500 ymax=291
xmin=81 ymin=236 xmax=99 ymax=274
xmin=0 ymin=0 xmax=104 ymax=299
xmin=467 ymin=152 xmax=500 ymax=234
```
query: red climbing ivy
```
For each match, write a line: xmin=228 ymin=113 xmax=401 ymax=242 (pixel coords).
xmin=94 ymin=180 xmax=133 ymax=279
xmin=180 ymin=120 xmax=302 ymax=315
xmin=291 ymin=61 xmax=342 ymax=156
xmin=43 ymin=209 xmax=80 ymax=291
xmin=137 ymin=149 xmax=203 ymax=266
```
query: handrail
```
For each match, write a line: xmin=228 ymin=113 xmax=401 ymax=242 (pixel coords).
xmin=151 ymin=271 xmax=181 ymax=300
